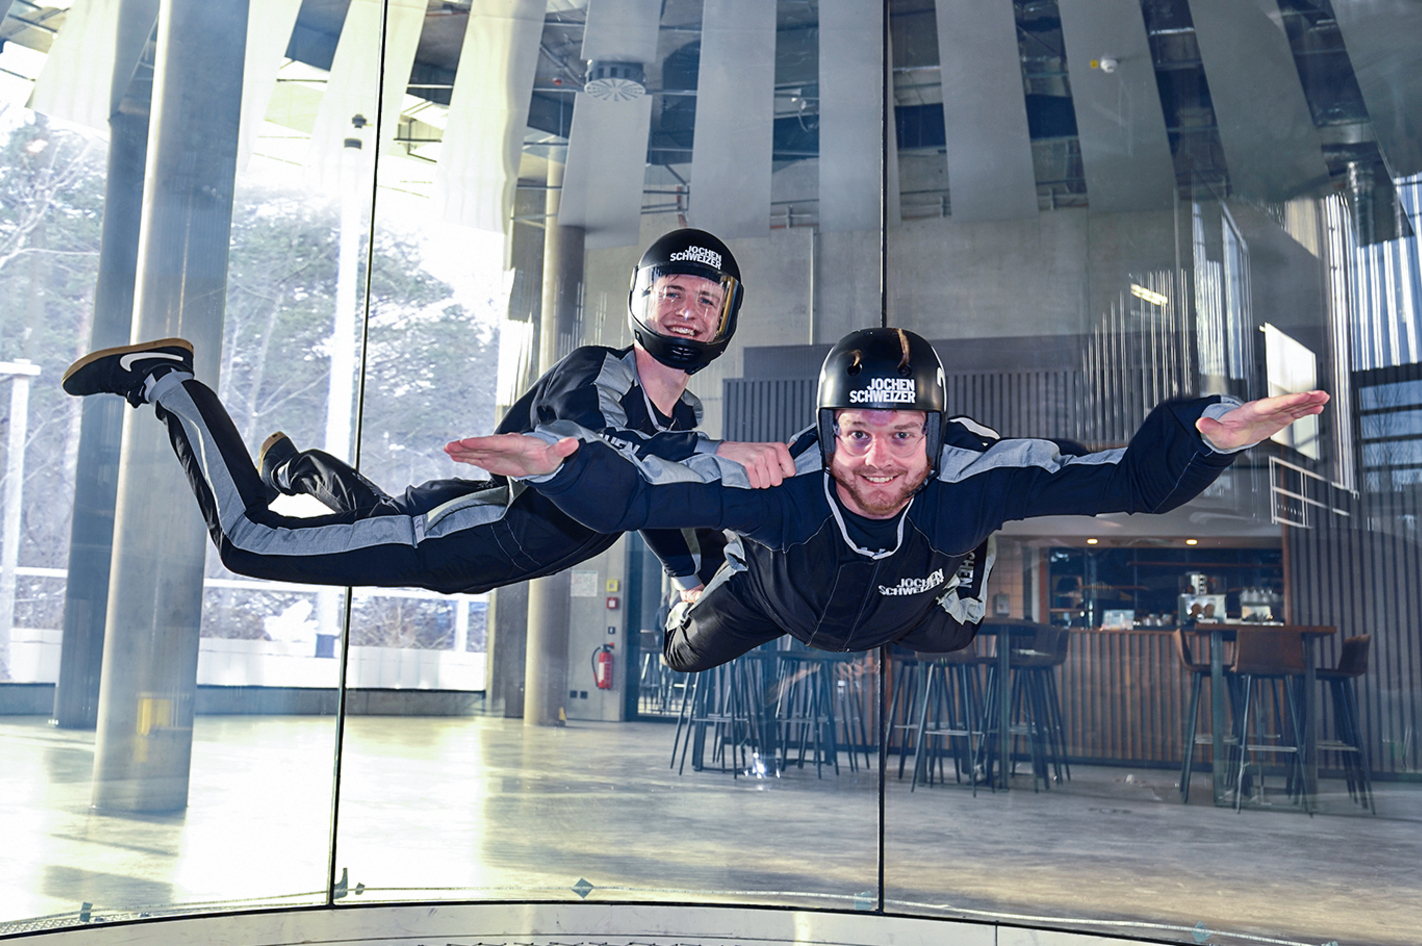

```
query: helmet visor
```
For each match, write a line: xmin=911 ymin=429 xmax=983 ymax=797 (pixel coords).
xmin=631 ymin=266 xmax=740 ymax=347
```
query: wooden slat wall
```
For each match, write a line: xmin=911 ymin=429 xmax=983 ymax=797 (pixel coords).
xmin=1060 ymin=629 xmax=1185 ymax=766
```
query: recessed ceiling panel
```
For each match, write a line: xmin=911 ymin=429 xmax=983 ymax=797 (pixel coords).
xmin=580 ymin=0 xmax=660 ymax=63
xmin=557 ymin=91 xmax=655 ymax=249
xmin=559 ymin=0 xmax=660 ymax=249
xmin=1189 ymin=0 xmax=1330 ymax=201
xmin=688 ymin=0 xmax=776 ymax=239
xmin=237 ymin=0 xmax=304 ymax=171
xmin=29 ymin=0 xmax=155 ymax=132
xmin=818 ymin=0 xmax=883 ymax=232
xmin=306 ymin=0 xmax=425 ymax=184
xmin=1057 ymin=0 xmax=1175 ymax=212
xmin=1332 ymin=0 xmax=1422 ymax=177
xmin=935 ymin=0 xmax=1039 ymax=221
xmin=434 ymin=0 xmax=544 ymax=235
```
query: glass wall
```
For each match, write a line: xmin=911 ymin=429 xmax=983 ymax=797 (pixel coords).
xmin=1 ymin=1 xmax=1419 ymax=944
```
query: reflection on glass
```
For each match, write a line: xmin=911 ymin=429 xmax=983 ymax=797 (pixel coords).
xmin=1 ymin=1 xmax=1420 ymax=945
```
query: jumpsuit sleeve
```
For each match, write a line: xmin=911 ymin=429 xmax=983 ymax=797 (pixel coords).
xmin=522 ymin=436 xmax=792 ymax=544
xmin=640 ymin=528 xmax=711 ymax=589
xmin=526 ymin=349 xmax=710 ymax=460
xmin=947 ymin=396 xmax=1240 ymax=535
xmin=510 ymin=348 xmax=712 ymax=583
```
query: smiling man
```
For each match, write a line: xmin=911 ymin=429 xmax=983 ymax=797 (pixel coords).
xmin=447 ymin=327 xmax=1329 ymax=671
xmin=61 ymin=229 xmax=795 ymax=597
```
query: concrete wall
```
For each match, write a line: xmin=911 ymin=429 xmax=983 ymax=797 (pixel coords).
xmin=561 ymin=543 xmax=629 ymax=722
xmin=580 ymin=204 xmax=1211 ymax=435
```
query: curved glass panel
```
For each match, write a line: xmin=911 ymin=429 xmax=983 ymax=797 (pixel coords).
xmin=4 ymin=2 xmax=1421 ymax=945
xmin=327 ymin=0 xmax=884 ymax=912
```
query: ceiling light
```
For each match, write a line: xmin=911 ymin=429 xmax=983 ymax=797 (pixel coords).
xmin=1186 ymin=538 xmax=1199 ymax=546
xmin=1131 ymin=284 xmax=1169 ymax=306
xmin=1086 ymin=538 xmax=1099 ymax=545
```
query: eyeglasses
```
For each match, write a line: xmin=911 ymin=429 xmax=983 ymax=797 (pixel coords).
xmin=834 ymin=425 xmax=926 ymax=458
xmin=651 ymin=284 xmax=725 ymax=316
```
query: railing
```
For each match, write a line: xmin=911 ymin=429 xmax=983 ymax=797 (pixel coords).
xmin=3 ymin=567 xmax=487 ymax=690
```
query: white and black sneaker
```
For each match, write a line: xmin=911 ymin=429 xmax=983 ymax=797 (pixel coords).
xmin=62 ymin=338 xmax=194 ymax=407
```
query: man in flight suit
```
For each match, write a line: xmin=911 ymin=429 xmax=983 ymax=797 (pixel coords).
xmin=61 ymin=229 xmax=795 ymax=595
xmin=446 ymin=327 xmax=1329 ymax=671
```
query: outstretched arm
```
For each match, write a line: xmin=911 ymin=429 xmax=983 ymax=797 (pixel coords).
xmin=446 ymin=430 xmax=788 ymax=540
xmin=444 ymin=433 xmax=578 ymax=477
xmin=1195 ymin=389 xmax=1329 ymax=452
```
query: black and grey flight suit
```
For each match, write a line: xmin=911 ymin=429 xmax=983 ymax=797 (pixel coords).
xmin=523 ymin=396 xmax=1245 ymax=671
xmin=149 ymin=345 xmax=721 ymax=594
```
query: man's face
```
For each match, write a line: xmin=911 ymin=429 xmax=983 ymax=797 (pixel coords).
xmin=646 ymin=274 xmax=727 ymax=343
xmin=828 ymin=409 xmax=931 ymax=519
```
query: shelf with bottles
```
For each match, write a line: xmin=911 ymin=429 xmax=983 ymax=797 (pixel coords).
xmin=1044 ymin=545 xmax=1284 ymax=630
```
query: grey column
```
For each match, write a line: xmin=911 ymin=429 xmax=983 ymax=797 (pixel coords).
xmin=54 ymin=0 xmax=159 ymax=729
xmin=484 ymin=183 xmax=544 ymax=719
xmin=524 ymin=164 xmax=583 ymax=728
xmin=91 ymin=0 xmax=248 ymax=811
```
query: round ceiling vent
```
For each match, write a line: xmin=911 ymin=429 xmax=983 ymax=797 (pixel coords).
xmin=584 ymin=61 xmax=647 ymax=101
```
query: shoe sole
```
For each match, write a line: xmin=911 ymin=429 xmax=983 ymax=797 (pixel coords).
xmin=258 ymin=431 xmax=297 ymax=492
xmin=259 ymin=431 xmax=292 ymax=463
xmin=61 ymin=337 xmax=194 ymax=390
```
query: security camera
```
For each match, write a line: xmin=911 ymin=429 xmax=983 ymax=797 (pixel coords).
xmin=1098 ymin=57 xmax=1118 ymax=73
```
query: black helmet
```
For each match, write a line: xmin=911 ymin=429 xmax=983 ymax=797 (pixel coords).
xmin=628 ymin=228 xmax=743 ymax=373
xmin=816 ymin=327 xmax=946 ymax=472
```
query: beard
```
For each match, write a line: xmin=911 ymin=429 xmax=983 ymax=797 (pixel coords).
xmin=830 ymin=460 xmax=931 ymax=518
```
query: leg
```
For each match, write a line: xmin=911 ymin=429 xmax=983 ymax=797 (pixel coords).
xmin=664 ymin=567 xmax=783 ymax=672
xmin=262 ymin=435 xmax=397 ymax=515
xmin=262 ymin=436 xmax=504 ymax=520
xmin=151 ymin=373 xmax=616 ymax=593
xmin=64 ymin=339 xmax=619 ymax=595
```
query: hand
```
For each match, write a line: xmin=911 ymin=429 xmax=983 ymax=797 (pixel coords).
xmin=1195 ymin=390 xmax=1330 ymax=451
xmin=444 ymin=433 xmax=579 ymax=477
xmin=714 ymin=440 xmax=796 ymax=488
xmin=679 ymin=584 xmax=704 ymax=604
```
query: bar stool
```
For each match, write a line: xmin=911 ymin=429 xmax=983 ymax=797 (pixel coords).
xmin=772 ymin=650 xmax=843 ymax=777
xmin=887 ymin=648 xmax=923 ymax=778
xmin=671 ymin=652 xmax=776 ymax=777
xmin=1175 ymin=628 xmax=1236 ymax=803
xmin=1230 ymin=629 xmax=1307 ymax=812
xmin=1316 ymin=635 xmax=1375 ymax=813
xmin=908 ymin=646 xmax=988 ymax=791
xmin=979 ymin=625 xmax=1071 ymax=791
xmin=830 ymin=653 xmax=875 ymax=772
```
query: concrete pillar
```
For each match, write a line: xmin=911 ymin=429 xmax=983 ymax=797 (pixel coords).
xmin=486 ymin=577 xmax=528 ymax=718
xmin=484 ymin=182 xmax=544 ymax=718
xmin=524 ymin=163 xmax=583 ymax=727
xmin=53 ymin=0 xmax=156 ymax=725
xmin=91 ymin=0 xmax=248 ymax=811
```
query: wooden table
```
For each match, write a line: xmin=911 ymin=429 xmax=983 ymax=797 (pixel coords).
xmin=1197 ymin=623 xmax=1337 ymax=809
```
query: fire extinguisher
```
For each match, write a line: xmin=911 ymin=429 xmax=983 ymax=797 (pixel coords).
xmin=593 ymin=643 xmax=615 ymax=690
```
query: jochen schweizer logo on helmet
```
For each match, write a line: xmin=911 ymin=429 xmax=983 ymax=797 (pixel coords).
xmin=850 ymin=378 xmax=916 ymax=404
xmin=669 ymin=246 xmax=722 ymax=269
